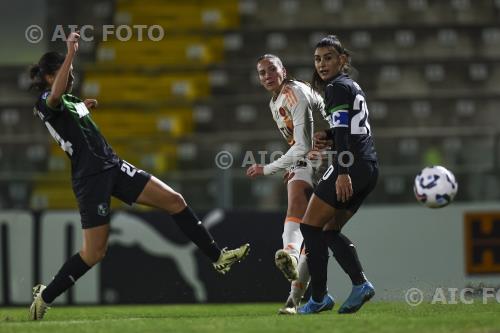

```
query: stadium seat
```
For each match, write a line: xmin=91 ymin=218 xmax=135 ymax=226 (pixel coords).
xmin=5 ymin=0 xmax=500 ymax=208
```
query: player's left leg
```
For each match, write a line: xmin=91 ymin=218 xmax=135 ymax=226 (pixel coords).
xmin=135 ymin=175 xmax=249 ymax=273
xmin=323 ymin=210 xmax=367 ymax=286
xmin=323 ymin=161 xmax=379 ymax=313
xmin=323 ymin=211 xmax=374 ymax=313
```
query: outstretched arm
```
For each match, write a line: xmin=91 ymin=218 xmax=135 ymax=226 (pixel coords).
xmin=47 ymin=31 xmax=79 ymax=108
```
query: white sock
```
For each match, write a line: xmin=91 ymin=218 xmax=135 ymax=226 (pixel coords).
xmin=282 ymin=217 xmax=303 ymax=261
xmin=290 ymin=252 xmax=310 ymax=305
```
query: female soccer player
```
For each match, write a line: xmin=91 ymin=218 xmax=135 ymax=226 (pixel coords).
xmin=298 ymin=35 xmax=378 ymax=314
xmin=246 ymin=54 xmax=325 ymax=314
xmin=28 ymin=32 xmax=249 ymax=320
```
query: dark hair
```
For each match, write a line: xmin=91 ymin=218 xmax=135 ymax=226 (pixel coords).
xmin=312 ymin=35 xmax=352 ymax=91
xmin=29 ymin=52 xmax=65 ymax=91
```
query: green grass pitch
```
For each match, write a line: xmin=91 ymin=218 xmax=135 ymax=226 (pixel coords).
xmin=1 ymin=302 xmax=499 ymax=333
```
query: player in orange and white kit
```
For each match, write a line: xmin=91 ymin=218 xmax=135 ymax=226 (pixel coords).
xmin=246 ymin=54 xmax=325 ymax=314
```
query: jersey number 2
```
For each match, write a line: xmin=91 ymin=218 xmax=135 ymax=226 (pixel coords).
xmin=120 ymin=161 xmax=137 ymax=177
xmin=351 ymin=94 xmax=371 ymax=135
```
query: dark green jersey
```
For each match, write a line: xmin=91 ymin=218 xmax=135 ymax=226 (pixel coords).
xmin=323 ymin=74 xmax=377 ymax=173
xmin=34 ymin=91 xmax=119 ymax=179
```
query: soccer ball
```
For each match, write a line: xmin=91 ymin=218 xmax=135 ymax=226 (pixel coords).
xmin=414 ymin=166 xmax=458 ymax=208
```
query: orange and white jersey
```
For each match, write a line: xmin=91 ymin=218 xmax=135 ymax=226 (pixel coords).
xmin=263 ymin=80 xmax=325 ymax=176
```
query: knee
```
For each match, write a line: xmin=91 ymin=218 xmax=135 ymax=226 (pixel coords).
xmin=324 ymin=214 xmax=349 ymax=232
xmin=324 ymin=221 xmax=343 ymax=232
xmin=81 ymin=247 xmax=107 ymax=266
xmin=322 ymin=229 xmax=339 ymax=243
xmin=166 ymin=192 xmax=187 ymax=214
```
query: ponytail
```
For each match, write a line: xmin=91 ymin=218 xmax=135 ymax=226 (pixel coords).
xmin=29 ymin=52 xmax=65 ymax=91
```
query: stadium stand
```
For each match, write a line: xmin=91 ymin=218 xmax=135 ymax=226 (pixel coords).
xmin=1 ymin=0 xmax=499 ymax=209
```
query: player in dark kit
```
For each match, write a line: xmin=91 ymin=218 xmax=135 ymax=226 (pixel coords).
xmin=28 ymin=32 xmax=249 ymax=320
xmin=298 ymin=35 xmax=378 ymax=314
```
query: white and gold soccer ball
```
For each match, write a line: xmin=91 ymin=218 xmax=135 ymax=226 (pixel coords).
xmin=414 ymin=166 xmax=458 ymax=208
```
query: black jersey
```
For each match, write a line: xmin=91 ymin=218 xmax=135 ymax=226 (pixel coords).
xmin=34 ymin=91 xmax=119 ymax=179
xmin=323 ymin=73 xmax=377 ymax=173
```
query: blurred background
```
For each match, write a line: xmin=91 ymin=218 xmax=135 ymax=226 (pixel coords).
xmin=0 ymin=0 xmax=499 ymax=306
xmin=1 ymin=0 xmax=499 ymax=210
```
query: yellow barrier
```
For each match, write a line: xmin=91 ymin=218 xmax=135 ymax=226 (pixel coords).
xmin=115 ymin=0 xmax=239 ymax=29
xmin=96 ymin=38 xmax=224 ymax=65
xmin=83 ymin=73 xmax=210 ymax=102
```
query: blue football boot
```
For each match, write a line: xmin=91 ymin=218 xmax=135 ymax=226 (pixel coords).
xmin=297 ymin=294 xmax=335 ymax=314
xmin=338 ymin=281 xmax=375 ymax=314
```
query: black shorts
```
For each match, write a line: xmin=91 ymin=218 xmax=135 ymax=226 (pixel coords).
xmin=314 ymin=160 xmax=378 ymax=214
xmin=72 ymin=160 xmax=151 ymax=229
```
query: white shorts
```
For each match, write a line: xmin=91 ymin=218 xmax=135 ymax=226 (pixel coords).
xmin=287 ymin=160 xmax=314 ymax=187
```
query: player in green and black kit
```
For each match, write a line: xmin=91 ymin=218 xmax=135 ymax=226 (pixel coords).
xmin=298 ymin=35 xmax=378 ymax=315
xmin=28 ymin=32 xmax=250 ymax=320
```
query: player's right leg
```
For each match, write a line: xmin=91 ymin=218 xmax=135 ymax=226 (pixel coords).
xmin=298 ymin=293 xmax=335 ymax=315
xmin=278 ymin=250 xmax=310 ymax=314
xmin=276 ymin=179 xmax=311 ymax=282
xmin=30 ymin=171 xmax=113 ymax=320
xmin=290 ymin=250 xmax=310 ymax=305
xmin=297 ymin=194 xmax=336 ymax=314
xmin=30 ymin=224 xmax=110 ymax=320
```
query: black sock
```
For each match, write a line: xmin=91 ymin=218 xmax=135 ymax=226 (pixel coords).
xmin=324 ymin=230 xmax=366 ymax=285
xmin=171 ymin=206 xmax=221 ymax=262
xmin=300 ymin=223 xmax=329 ymax=302
xmin=41 ymin=253 xmax=91 ymax=303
